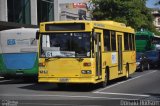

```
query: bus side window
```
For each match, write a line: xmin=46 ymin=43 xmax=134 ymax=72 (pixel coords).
xmin=129 ymin=34 xmax=133 ymax=50
xmin=103 ymin=30 xmax=111 ymax=51
xmin=124 ymin=33 xmax=129 ymax=50
xmin=132 ymin=34 xmax=135 ymax=50
xmin=111 ymin=31 xmax=116 ymax=51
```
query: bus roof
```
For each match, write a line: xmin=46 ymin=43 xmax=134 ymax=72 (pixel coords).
xmin=136 ymin=31 xmax=153 ymax=36
xmin=0 ymin=28 xmax=39 ymax=34
xmin=40 ymin=20 xmax=134 ymax=33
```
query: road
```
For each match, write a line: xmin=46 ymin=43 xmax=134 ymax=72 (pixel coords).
xmin=0 ymin=70 xmax=160 ymax=106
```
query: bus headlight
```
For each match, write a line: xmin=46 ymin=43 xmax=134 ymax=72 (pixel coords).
xmin=87 ymin=70 xmax=92 ymax=74
xmin=81 ymin=70 xmax=86 ymax=74
xmin=81 ymin=70 xmax=92 ymax=74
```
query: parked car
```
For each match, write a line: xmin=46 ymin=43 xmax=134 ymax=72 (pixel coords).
xmin=136 ymin=52 xmax=150 ymax=71
xmin=145 ymin=50 xmax=160 ymax=68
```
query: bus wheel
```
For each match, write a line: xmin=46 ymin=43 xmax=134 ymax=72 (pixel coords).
xmin=147 ymin=63 xmax=150 ymax=70
xmin=125 ymin=64 xmax=129 ymax=79
xmin=100 ymin=68 xmax=109 ymax=88
xmin=140 ymin=64 xmax=144 ymax=72
xmin=3 ymin=76 xmax=11 ymax=80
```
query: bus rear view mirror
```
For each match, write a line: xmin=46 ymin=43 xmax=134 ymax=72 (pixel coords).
xmin=36 ymin=31 xmax=39 ymax=40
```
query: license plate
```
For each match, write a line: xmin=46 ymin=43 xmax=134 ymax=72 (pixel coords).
xmin=59 ymin=78 xmax=69 ymax=82
xmin=16 ymin=72 xmax=24 ymax=75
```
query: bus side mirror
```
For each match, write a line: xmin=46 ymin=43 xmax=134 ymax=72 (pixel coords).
xmin=36 ymin=31 xmax=39 ymax=40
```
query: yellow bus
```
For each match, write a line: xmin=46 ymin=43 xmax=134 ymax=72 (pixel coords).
xmin=37 ymin=20 xmax=136 ymax=88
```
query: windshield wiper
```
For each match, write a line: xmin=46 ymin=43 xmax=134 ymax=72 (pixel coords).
xmin=76 ymin=57 xmax=84 ymax=62
xmin=54 ymin=55 xmax=64 ymax=58
xmin=45 ymin=56 xmax=63 ymax=61
xmin=45 ymin=57 xmax=52 ymax=61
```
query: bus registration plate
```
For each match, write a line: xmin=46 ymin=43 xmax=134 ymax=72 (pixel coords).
xmin=59 ymin=78 xmax=69 ymax=82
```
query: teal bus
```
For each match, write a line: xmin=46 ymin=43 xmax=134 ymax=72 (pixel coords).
xmin=135 ymin=31 xmax=155 ymax=52
xmin=0 ymin=28 xmax=38 ymax=79
xmin=0 ymin=38 xmax=5 ymax=77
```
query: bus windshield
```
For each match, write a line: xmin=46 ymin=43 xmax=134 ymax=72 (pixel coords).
xmin=135 ymin=35 xmax=148 ymax=40
xmin=40 ymin=32 xmax=91 ymax=58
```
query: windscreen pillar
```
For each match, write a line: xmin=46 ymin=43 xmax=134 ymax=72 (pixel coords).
xmin=30 ymin=0 xmax=37 ymax=25
xmin=0 ymin=0 xmax=8 ymax=22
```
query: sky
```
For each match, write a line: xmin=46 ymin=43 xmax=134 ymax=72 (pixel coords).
xmin=146 ymin=0 xmax=160 ymax=8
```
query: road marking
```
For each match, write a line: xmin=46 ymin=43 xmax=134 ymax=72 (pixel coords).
xmin=0 ymin=94 xmax=138 ymax=100
xmin=19 ymin=103 xmax=99 ymax=106
xmin=94 ymin=70 xmax=157 ymax=93
xmin=0 ymin=77 xmax=4 ymax=79
xmin=94 ymin=92 xmax=150 ymax=97
xmin=21 ymin=103 xmax=72 ymax=106
xmin=0 ymin=79 xmax=12 ymax=82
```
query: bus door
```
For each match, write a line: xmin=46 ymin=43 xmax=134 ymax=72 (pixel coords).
xmin=117 ymin=34 xmax=123 ymax=74
xmin=94 ymin=32 xmax=102 ymax=79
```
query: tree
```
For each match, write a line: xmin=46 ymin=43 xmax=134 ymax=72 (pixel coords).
xmin=91 ymin=0 xmax=155 ymax=32
xmin=155 ymin=0 xmax=160 ymax=5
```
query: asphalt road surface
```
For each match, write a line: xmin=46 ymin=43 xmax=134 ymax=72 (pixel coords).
xmin=0 ymin=69 xmax=160 ymax=106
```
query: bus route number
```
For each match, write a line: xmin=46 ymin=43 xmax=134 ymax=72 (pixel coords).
xmin=45 ymin=51 xmax=53 ymax=57
xmin=45 ymin=51 xmax=61 ymax=57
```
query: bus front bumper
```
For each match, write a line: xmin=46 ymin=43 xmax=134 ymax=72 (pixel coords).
xmin=38 ymin=77 xmax=99 ymax=84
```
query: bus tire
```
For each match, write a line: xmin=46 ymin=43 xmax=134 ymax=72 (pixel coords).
xmin=125 ymin=64 xmax=129 ymax=79
xmin=3 ymin=75 xmax=11 ymax=80
xmin=140 ymin=64 xmax=144 ymax=72
xmin=100 ymin=67 xmax=109 ymax=88
xmin=147 ymin=63 xmax=150 ymax=70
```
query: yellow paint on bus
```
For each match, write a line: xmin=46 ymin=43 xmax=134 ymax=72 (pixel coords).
xmin=38 ymin=20 xmax=136 ymax=87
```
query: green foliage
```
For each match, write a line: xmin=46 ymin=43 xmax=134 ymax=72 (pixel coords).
xmin=154 ymin=31 xmax=160 ymax=36
xmin=91 ymin=0 xmax=155 ymax=32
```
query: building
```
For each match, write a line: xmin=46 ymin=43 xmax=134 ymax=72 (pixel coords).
xmin=152 ymin=9 xmax=160 ymax=32
xmin=54 ymin=0 xmax=91 ymax=21
xmin=0 ymin=0 xmax=91 ymax=31
xmin=1 ymin=0 xmax=39 ymax=31
xmin=59 ymin=3 xmax=91 ymax=21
